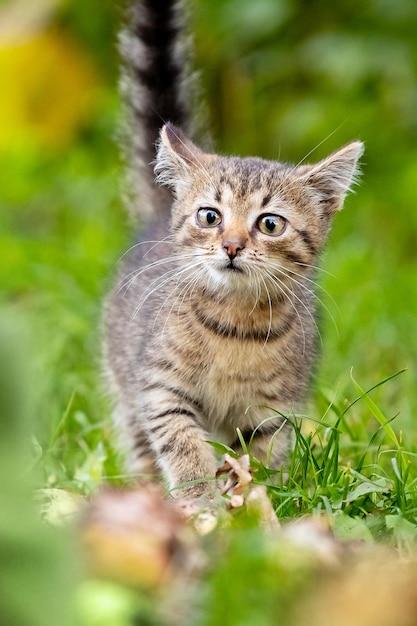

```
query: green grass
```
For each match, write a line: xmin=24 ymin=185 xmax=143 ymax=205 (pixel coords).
xmin=210 ymin=368 xmax=417 ymax=538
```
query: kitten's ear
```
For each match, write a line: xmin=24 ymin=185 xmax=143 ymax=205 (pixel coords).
xmin=155 ymin=123 xmax=209 ymax=188
xmin=297 ymin=141 xmax=364 ymax=213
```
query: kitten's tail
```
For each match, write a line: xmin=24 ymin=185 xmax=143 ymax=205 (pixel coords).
xmin=119 ymin=0 xmax=194 ymax=221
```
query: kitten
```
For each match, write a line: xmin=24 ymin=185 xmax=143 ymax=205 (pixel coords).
xmin=103 ymin=0 xmax=363 ymax=498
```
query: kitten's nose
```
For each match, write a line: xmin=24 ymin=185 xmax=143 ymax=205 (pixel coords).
xmin=223 ymin=239 xmax=245 ymax=259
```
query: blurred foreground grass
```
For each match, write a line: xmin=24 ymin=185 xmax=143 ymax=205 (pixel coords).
xmin=0 ymin=318 xmax=78 ymax=626
xmin=2 ymin=0 xmax=417 ymax=624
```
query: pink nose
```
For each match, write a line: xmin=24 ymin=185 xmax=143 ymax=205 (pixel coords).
xmin=223 ymin=239 xmax=245 ymax=259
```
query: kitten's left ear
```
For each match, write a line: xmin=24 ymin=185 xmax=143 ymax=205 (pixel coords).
xmin=297 ymin=141 xmax=364 ymax=213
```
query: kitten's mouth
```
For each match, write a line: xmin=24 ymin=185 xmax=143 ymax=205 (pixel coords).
xmin=225 ymin=261 xmax=243 ymax=273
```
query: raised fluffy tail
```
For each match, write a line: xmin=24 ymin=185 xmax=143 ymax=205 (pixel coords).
xmin=119 ymin=0 xmax=194 ymax=221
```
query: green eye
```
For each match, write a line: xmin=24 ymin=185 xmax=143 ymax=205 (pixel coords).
xmin=257 ymin=214 xmax=286 ymax=236
xmin=196 ymin=207 xmax=222 ymax=228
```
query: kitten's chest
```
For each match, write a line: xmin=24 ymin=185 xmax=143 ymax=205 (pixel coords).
xmin=171 ymin=297 xmax=284 ymax=376
xmin=165 ymin=300 xmax=299 ymax=419
xmin=195 ymin=337 xmax=295 ymax=434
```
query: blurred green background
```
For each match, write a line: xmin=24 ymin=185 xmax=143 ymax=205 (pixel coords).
xmin=1 ymin=0 xmax=417 ymax=484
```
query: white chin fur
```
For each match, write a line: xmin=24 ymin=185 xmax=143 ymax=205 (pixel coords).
xmin=205 ymin=265 xmax=250 ymax=294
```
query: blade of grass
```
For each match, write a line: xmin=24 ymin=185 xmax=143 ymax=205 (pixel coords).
xmin=350 ymin=370 xmax=401 ymax=449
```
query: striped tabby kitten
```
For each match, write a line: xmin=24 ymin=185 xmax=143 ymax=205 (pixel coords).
xmin=104 ymin=0 xmax=363 ymax=498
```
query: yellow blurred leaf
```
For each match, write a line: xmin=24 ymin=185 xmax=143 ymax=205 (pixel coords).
xmin=81 ymin=485 xmax=199 ymax=590
xmin=0 ymin=27 xmax=101 ymax=151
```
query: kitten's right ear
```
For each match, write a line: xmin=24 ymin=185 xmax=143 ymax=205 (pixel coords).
xmin=155 ymin=123 xmax=208 ymax=189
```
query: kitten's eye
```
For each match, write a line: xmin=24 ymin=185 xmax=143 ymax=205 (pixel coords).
xmin=196 ymin=207 xmax=222 ymax=228
xmin=257 ymin=214 xmax=287 ymax=236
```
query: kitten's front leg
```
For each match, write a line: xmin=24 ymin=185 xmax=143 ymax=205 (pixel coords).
xmin=143 ymin=401 xmax=218 ymax=499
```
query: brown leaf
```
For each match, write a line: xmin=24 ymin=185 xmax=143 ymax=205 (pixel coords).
xmin=301 ymin=548 xmax=417 ymax=626
xmin=216 ymin=453 xmax=253 ymax=503
xmin=80 ymin=484 xmax=198 ymax=590
xmin=280 ymin=516 xmax=342 ymax=565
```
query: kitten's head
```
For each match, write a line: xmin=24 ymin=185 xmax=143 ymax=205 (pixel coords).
xmin=155 ymin=123 xmax=363 ymax=299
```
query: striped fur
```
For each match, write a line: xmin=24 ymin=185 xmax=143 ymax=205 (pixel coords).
xmin=104 ymin=0 xmax=363 ymax=497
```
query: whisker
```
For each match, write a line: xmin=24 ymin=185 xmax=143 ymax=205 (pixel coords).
xmin=262 ymin=268 xmax=316 ymax=352
xmin=267 ymin=254 xmax=336 ymax=280
xmin=116 ymin=252 xmax=206 ymax=295
xmin=268 ymin=262 xmax=330 ymax=298
xmin=177 ymin=265 xmax=206 ymax=314
xmin=247 ymin=267 xmax=262 ymax=316
xmin=268 ymin=261 xmax=332 ymax=304
xmin=131 ymin=265 xmax=184 ymax=312
xmin=292 ymin=121 xmax=349 ymax=169
xmin=155 ymin=263 xmax=206 ymax=337
xmin=266 ymin=270 xmax=308 ymax=350
xmin=263 ymin=123 xmax=350 ymax=207
xmin=143 ymin=235 xmax=175 ymax=258
xmin=267 ymin=261 xmax=339 ymax=335
xmin=130 ymin=262 xmax=198 ymax=320
xmin=258 ymin=274 xmax=273 ymax=347
xmin=117 ymin=236 xmax=174 ymax=264
xmin=293 ymin=261 xmax=336 ymax=279
xmin=168 ymin=265 xmax=208 ymax=335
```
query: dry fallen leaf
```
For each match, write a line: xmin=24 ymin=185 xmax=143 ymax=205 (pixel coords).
xmin=301 ymin=547 xmax=417 ymax=626
xmin=215 ymin=454 xmax=280 ymax=529
xmin=216 ymin=453 xmax=253 ymax=499
xmin=280 ymin=516 xmax=342 ymax=565
xmin=80 ymin=484 xmax=199 ymax=590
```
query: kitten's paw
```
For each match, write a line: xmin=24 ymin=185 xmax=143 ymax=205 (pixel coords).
xmin=173 ymin=497 xmax=204 ymax=520
xmin=171 ymin=495 xmax=221 ymax=535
